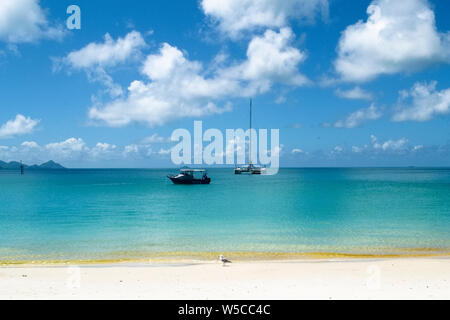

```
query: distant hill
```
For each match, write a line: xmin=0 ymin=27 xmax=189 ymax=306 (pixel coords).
xmin=30 ymin=161 xmax=66 ymax=170
xmin=0 ymin=161 xmax=24 ymax=170
xmin=0 ymin=160 xmax=66 ymax=170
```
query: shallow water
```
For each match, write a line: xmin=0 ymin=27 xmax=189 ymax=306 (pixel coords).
xmin=0 ymin=168 xmax=449 ymax=262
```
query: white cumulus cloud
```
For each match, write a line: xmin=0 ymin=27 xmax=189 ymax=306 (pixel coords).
xmin=0 ymin=114 xmax=39 ymax=139
xmin=226 ymin=28 xmax=309 ymax=90
xmin=352 ymin=146 xmax=364 ymax=153
xmin=331 ymin=146 xmax=344 ymax=155
xmin=158 ymin=148 xmax=171 ymax=156
xmin=141 ymin=133 xmax=170 ymax=144
xmin=201 ymin=0 xmax=328 ymax=37
xmin=89 ymin=142 xmax=117 ymax=158
xmin=61 ymin=31 xmax=145 ymax=69
xmin=0 ymin=138 xmax=172 ymax=165
xmin=335 ymin=86 xmax=373 ymax=100
xmin=45 ymin=138 xmax=87 ymax=158
xmin=21 ymin=141 xmax=40 ymax=149
xmin=392 ymin=81 xmax=450 ymax=122
xmin=0 ymin=0 xmax=63 ymax=43
xmin=124 ymin=144 xmax=140 ymax=154
xmin=56 ymin=31 xmax=146 ymax=98
xmin=88 ymin=28 xmax=307 ymax=127
xmin=334 ymin=104 xmax=382 ymax=128
xmin=348 ymin=135 xmax=418 ymax=155
xmin=371 ymin=135 xmax=408 ymax=151
xmin=335 ymin=0 xmax=450 ymax=82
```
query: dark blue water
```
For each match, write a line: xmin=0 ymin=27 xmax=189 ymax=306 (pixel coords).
xmin=0 ymin=168 xmax=449 ymax=262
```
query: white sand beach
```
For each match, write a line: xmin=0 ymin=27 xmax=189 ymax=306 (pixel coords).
xmin=0 ymin=258 xmax=449 ymax=300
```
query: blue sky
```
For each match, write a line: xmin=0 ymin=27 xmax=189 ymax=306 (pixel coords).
xmin=0 ymin=0 xmax=449 ymax=167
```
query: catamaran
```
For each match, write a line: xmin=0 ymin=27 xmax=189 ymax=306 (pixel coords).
xmin=234 ymin=99 xmax=265 ymax=175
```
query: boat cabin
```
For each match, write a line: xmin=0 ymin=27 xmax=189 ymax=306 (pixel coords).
xmin=168 ymin=168 xmax=211 ymax=184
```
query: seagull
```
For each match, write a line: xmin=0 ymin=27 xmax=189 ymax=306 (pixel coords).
xmin=219 ymin=254 xmax=232 ymax=266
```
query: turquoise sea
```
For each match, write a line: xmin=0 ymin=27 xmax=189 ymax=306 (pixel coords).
xmin=0 ymin=168 xmax=449 ymax=263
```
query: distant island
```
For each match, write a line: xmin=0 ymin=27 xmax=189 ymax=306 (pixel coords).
xmin=0 ymin=160 xmax=66 ymax=170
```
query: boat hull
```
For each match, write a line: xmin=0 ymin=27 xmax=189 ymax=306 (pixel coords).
xmin=235 ymin=166 xmax=264 ymax=175
xmin=168 ymin=176 xmax=211 ymax=185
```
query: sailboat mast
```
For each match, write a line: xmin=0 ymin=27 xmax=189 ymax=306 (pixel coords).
xmin=249 ymin=99 xmax=252 ymax=165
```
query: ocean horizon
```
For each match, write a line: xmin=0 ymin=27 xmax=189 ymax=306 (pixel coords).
xmin=3 ymin=165 xmax=450 ymax=169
